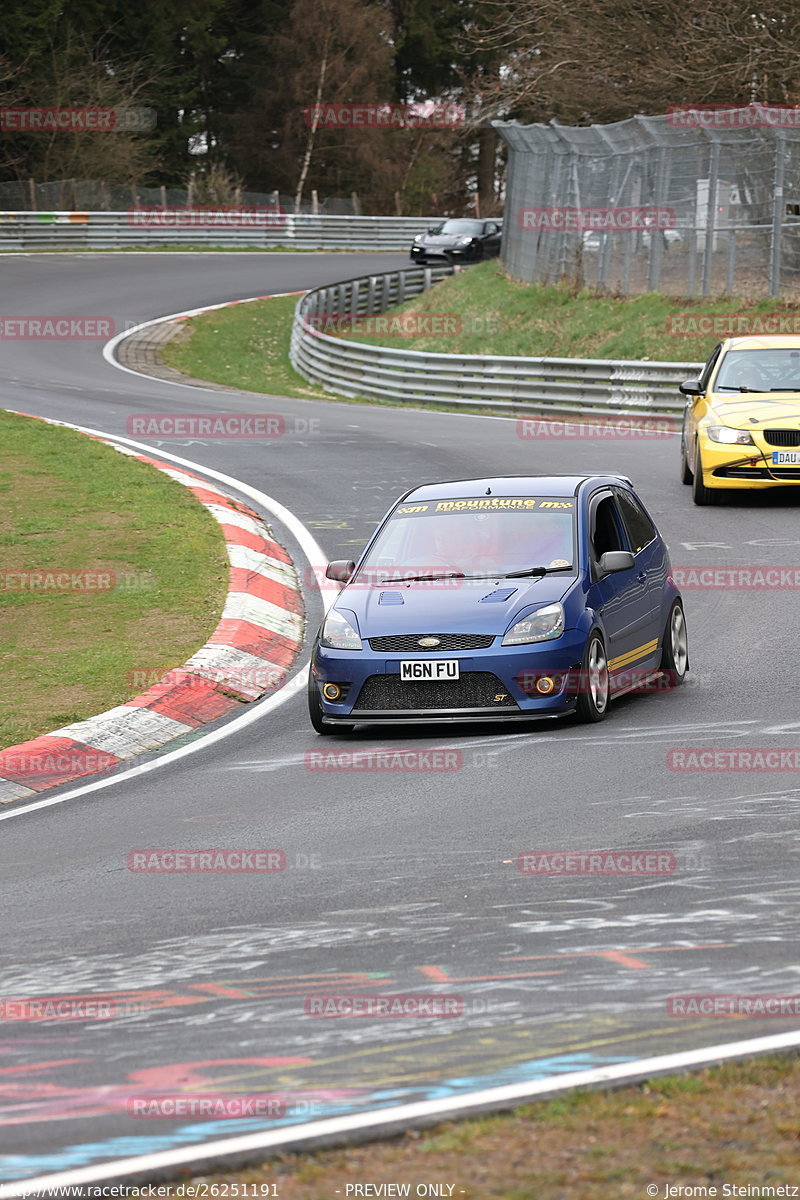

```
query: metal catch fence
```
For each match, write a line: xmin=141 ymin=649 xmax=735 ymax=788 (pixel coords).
xmin=496 ymin=106 xmax=800 ymax=298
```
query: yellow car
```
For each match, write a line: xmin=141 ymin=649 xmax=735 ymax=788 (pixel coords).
xmin=679 ymin=335 xmax=800 ymax=505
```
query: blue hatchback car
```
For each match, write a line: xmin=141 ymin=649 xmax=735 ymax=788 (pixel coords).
xmin=308 ymin=475 xmax=688 ymax=732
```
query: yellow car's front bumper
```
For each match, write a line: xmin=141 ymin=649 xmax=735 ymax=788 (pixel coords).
xmin=697 ymin=431 xmax=800 ymax=490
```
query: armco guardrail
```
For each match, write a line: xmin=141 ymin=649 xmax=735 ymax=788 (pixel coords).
xmin=0 ymin=211 xmax=435 ymax=251
xmin=290 ymin=266 xmax=702 ymax=419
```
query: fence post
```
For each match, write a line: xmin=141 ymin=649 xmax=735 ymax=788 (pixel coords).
xmin=648 ymin=145 xmax=669 ymax=292
xmin=701 ymin=133 xmax=721 ymax=296
xmin=769 ymin=130 xmax=786 ymax=299
xmin=726 ymin=232 xmax=736 ymax=294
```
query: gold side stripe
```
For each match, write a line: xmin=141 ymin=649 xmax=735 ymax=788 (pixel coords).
xmin=608 ymin=638 xmax=659 ymax=670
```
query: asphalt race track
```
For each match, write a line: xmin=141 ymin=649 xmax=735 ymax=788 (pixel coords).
xmin=1 ymin=252 xmax=800 ymax=1184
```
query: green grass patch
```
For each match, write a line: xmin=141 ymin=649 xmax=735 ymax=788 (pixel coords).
xmin=334 ymin=259 xmax=800 ymax=361
xmin=0 ymin=411 xmax=228 ymax=747
xmin=161 ymin=1051 xmax=800 ymax=1198
xmin=161 ymin=263 xmax=800 ymax=416
xmin=161 ymin=294 xmax=329 ymax=400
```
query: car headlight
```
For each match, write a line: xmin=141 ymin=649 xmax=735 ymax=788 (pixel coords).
xmin=320 ymin=609 xmax=362 ymax=650
xmin=502 ymin=603 xmax=565 ymax=646
xmin=457 ymin=236 xmax=473 ymax=246
xmin=413 ymin=235 xmax=424 ymax=243
xmin=706 ymin=425 xmax=755 ymax=445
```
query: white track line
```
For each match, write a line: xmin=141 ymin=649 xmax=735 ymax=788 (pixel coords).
xmin=0 ymin=428 xmax=327 ymax=824
xmin=6 ymin=1028 xmax=800 ymax=1193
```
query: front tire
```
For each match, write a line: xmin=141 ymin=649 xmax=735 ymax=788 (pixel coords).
xmin=660 ymin=602 xmax=689 ymax=687
xmin=575 ymin=633 xmax=609 ymax=723
xmin=308 ymin=674 xmax=353 ymax=735
xmin=680 ymin=429 xmax=693 ymax=484
xmin=691 ymin=442 xmax=718 ymax=505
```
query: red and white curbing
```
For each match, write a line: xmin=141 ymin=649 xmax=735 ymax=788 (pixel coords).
xmin=0 ymin=420 xmax=304 ymax=804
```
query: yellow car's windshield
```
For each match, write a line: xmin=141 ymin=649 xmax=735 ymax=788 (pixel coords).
xmin=716 ymin=348 xmax=800 ymax=392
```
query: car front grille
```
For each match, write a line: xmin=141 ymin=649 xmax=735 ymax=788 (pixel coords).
xmin=763 ymin=429 xmax=800 ymax=447
xmin=368 ymin=633 xmax=495 ymax=652
xmin=353 ymin=672 xmax=518 ymax=712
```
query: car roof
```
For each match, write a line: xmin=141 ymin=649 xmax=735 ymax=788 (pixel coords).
xmin=721 ymin=336 xmax=800 ymax=350
xmin=401 ymin=475 xmax=632 ymax=502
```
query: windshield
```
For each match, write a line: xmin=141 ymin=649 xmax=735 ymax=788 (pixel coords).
xmin=715 ymin=348 xmax=800 ymax=392
xmin=430 ymin=219 xmax=486 ymax=236
xmin=354 ymin=497 xmax=576 ymax=581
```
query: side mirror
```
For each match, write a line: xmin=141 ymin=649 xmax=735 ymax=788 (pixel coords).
xmin=598 ymin=550 xmax=635 ymax=576
xmin=679 ymin=378 xmax=704 ymax=396
xmin=325 ymin=559 xmax=356 ymax=583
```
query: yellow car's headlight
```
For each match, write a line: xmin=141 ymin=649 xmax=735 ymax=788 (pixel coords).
xmin=706 ymin=425 xmax=755 ymax=446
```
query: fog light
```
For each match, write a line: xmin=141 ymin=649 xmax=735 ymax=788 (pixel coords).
xmin=322 ymin=682 xmax=342 ymax=701
xmin=536 ymin=676 xmax=556 ymax=695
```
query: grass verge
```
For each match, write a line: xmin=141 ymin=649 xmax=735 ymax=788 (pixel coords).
xmin=334 ymin=259 xmax=800 ymax=361
xmin=160 ymin=1052 xmax=800 ymax=1198
xmin=162 ymin=295 xmax=330 ymax=400
xmin=159 ymin=262 xmax=800 ymax=414
xmin=0 ymin=411 xmax=228 ymax=747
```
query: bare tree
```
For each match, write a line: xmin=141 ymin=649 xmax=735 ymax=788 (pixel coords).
xmin=468 ymin=0 xmax=800 ymax=125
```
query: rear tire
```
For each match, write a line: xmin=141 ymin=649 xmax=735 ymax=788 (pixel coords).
xmin=575 ymin=633 xmax=609 ymax=723
xmin=308 ymin=674 xmax=353 ymax=735
xmin=660 ymin=601 xmax=689 ymax=687
xmin=691 ymin=442 xmax=718 ymax=505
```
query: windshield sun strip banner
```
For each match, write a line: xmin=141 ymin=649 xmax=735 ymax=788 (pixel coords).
xmin=393 ymin=497 xmax=575 ymax=516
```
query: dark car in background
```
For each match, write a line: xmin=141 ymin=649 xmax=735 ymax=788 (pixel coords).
xmin=410 ymin=218 xmax=502 ymax=265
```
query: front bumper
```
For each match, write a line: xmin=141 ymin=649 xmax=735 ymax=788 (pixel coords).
xmin=699 ymin=432 xmax=800 ymax=489
xmin=311 ymin=631 xmax=589 ymax=724
xmin=410 ymin=245 xmax=481 ymax=264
